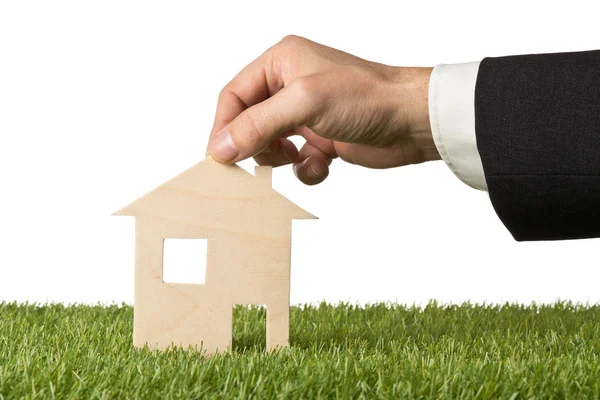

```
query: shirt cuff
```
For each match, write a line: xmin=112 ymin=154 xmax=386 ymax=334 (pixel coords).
xmin=428 ymin=62 xmax=488 ymax=191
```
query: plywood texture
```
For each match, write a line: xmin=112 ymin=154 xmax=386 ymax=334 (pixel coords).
xmin=114 ymin=157 xmax=316 ymax=354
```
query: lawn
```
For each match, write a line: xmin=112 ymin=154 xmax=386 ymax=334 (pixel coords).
xmin=1 ymin=302 xmax=599 ymax=399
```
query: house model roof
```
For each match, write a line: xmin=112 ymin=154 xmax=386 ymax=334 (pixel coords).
xmin=113 ymin=157 xmax=316 ymax=222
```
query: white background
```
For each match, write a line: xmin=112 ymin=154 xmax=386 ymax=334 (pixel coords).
xmin=1 ymin=0 xmax=598 ymax=306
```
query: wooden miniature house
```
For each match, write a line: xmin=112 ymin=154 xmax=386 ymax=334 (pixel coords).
xmin=114 ymin=157 xmax=316 ymax=354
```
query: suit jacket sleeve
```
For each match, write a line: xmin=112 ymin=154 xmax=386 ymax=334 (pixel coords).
xmin=474 ymin=50 xmax=600 ymax=241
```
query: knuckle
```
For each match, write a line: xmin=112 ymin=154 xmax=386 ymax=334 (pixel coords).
xmin=287 ymin=77 xmax=324 ymax=120
xmin=217 ymin=87 xmax=231 ymax=102
xmin=238 ymin=110 xmax=266 ymax=145
xmin=279 ymin=34 xmax=305 ymax=48
xmin=288 ymin=77 xmax=316 ymax=100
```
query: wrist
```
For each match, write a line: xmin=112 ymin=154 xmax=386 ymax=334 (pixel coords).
xmin=391 ymin=66 xmax=441 ymax=162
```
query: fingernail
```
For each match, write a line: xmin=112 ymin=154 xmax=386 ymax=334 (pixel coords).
xmin=262 ymin=140 xmax=278 ymax=155
xmin=209 ymin=129 xmax=238 ymax=163
xmin=308 ymin=162 xmax=323 ymax=178
xmin=293 ymin=158 xmax=309 ymax=179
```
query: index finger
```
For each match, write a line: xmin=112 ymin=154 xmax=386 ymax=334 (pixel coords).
xmin=208 ymin=49 xmax=283 ymax=145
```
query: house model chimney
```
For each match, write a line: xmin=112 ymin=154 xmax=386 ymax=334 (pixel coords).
xmin=255 ymin=166 xmax=272 ymax=189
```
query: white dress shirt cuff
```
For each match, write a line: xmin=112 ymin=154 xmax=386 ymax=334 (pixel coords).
xmin=428 ymin=62 xmax=488 ymax=191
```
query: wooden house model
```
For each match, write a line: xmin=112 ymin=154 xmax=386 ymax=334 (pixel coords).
xmin=114 ymin=157 xmax=316 ymax=354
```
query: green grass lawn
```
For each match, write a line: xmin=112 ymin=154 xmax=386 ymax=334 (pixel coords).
xmin=1 ymin=302 xmax=600 ymax=399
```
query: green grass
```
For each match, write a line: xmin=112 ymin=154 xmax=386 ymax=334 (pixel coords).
xmin=1 ymin=302 xmax=600 ymax=399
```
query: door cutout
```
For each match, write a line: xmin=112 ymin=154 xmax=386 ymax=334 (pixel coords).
xmin=162 ymin=238 xmax=207 ymax=284
xmin=232 ymin=304 xmax=266 ymax=352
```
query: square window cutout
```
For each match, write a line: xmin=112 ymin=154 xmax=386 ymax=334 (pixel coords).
xmin=163 ymin=238 xmax=207 ymax=284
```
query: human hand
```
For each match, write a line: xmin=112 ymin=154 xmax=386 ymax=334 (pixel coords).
xmin=207 ymin=35 xmax=440 ymax=185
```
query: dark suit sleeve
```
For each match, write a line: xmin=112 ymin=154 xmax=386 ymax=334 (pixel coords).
xmin=474 ymin=50 xmax=600 ymax=241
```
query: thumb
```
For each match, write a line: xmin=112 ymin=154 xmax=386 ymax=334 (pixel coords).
xmin=207 ymin=78 xmax=321 ymax=164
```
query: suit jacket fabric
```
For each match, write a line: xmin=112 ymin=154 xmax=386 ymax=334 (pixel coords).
xmin=475 ymin=50 xmax=600 ymax=241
